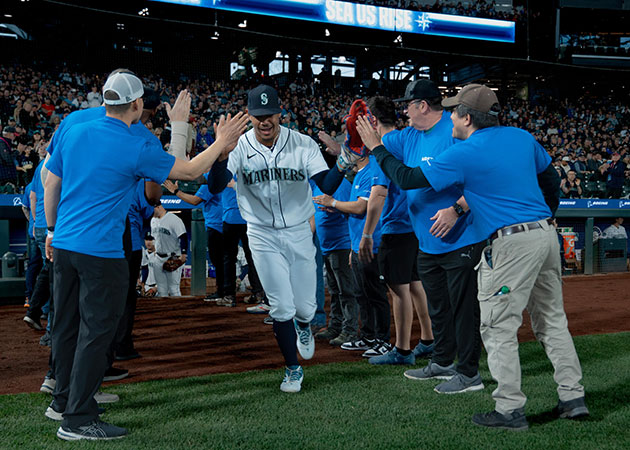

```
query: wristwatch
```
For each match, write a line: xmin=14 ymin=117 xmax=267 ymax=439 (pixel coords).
xmin=452 ymin=203 xmax=465 ymax=217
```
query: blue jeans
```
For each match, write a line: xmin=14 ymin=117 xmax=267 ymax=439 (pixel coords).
xmin=313 ymin=233 xmax=326 ymax=326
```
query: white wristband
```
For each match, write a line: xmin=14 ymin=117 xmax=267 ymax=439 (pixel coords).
xmin=332 ymin=200 xmax=338 ymax=209
xmin=362 ymin=233 xmax=373 ymax=239
xmin=47 ymin=230 xmax=54 ymax=238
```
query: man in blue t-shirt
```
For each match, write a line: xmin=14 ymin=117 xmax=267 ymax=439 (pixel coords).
xmin=44 ymin=71 xmax=248 ymax=441
xmin=359 ymin=83 xmax=586 ymax=431
xmin=356 ymin=80 xmax=487 ymax=395
xmin=314 ymin=156 xmax=390 ymax=354
xmin=311 ymin=178 xmax=360 ymax=346
xmin=163 ymin=177 xmax=226 ymax=301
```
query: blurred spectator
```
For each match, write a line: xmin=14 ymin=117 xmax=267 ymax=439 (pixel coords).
xmin=560 ymin=170 xmax=582 ymax=198
xmin=604 ymin=152 xmax=626 ymax=198
xmin=602 ymin=218 xmax=628 ymax=239
xmin=0 ymin=126 xmax=17 ymax=186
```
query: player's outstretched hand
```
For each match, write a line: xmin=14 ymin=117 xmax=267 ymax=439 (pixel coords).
xmin=163 ymin=180 xmax=178 ymax=194
xmin=355 ymin=115 xmax=382 ymax=151
xmin=318 ymin=131 xmax=341 ymax=156
xmin=215 ymin=112 xmax=249 ymax=153
xmin=429 ymin=206 xmax=459 ymax=238
xmin=166 ymin=90 xmax=191 ymax=123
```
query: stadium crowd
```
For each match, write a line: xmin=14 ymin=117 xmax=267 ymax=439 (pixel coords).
xmin=1 ymin=64 xmax=629 ymax=197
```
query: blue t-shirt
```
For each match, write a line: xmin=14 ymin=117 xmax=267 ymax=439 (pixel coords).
xmin=348 ymin=158 xmax=382 ymax=254
xmin=222 ymin=178 xmax=245 ymax=225
xmin=422 ymin=126 xmax=552 ymax=240
xmin=371 ymin=157 xmax=413 ymax=236
xmin=128 ymin=181 xmax=155 ymax=252
xmin=46 ymin=116 xmax=176 ymax=258
xmin=195 ymin=184 xmax=223 ymax=232
xmin=382 ymin=112 xmax=484 ymax=254
xmin=31 ymin=160 xmax=47 ymax=229
xmin=311 ymin=179 xmax=352 ymax=255
xmin=23 ymin=182 xmax=33 ymax=236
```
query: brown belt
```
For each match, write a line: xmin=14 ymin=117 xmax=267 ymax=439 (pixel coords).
xmin=491 ymin=218 xmax=554 ymax=241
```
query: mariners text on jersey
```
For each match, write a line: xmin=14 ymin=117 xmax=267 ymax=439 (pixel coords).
xmin=242 ymin=167 xmax=306 ymax=185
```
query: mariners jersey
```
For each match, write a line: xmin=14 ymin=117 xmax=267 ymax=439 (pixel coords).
xmin=151 ymin=212 xmax=186 ymax=256
xmin=227 ymin=126 xmax=328 ymax=229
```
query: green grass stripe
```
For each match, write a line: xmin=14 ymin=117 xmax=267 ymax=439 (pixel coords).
xmin=1 ymin=332 xmax=629 ymax=449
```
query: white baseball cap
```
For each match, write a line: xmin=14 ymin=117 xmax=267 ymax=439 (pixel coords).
xmin=103 ymin=72 xmax=144 ymax=105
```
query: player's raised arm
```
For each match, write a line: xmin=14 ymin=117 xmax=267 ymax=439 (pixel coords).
xmin=168 ymin=112 xmax=248 ymax=181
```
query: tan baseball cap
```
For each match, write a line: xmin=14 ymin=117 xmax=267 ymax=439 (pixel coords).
xmin=442 ymin=84 xmax=499 ymax=115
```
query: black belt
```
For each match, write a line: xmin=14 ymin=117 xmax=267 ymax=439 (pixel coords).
xmin=157 ymin=253 xmax=169 ymax=258
xmin=491 ymin=218 xmax=554 ymax=241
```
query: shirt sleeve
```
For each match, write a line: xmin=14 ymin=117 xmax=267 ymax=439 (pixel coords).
xmin=420 ymin=145 xmax=464 ymax=193
xmin=136 ymin=140 xmax=176 ymax=184
xmin=370 ymin=155 xmax=390 ymax=188
xmin=195 ymin=184 xmax=211 ymax=202
xmin=46 ymin=143 xmax=64 ymax=178
xmin=381 ymin=128 xmax=405 ymax=161
xmin=533 ymin=140 xmax=552 ymax=174
xmin=304 ymin=137 xmax=329 ymax=178
xmin=171 ymin=215 xmax=187 ymax=238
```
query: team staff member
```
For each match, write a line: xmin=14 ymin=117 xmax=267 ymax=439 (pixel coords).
xmin=359 ymin=80 xmax=486 ymax=394
xmin=44 ymin=71 xmax=248 ymax=441
xmin=209 ymin=84 xmax=349 ymax=393
xmin=314 ymin=155 xmax=390 ymax=356
xmin=163 ymin=178 xmax=225 ymax=301
xmin=359 ymin=97 xmax=433 ymax=366
xmin=358 ymin=83 xmax=587 ymax=430
xmin=150 ymin=204 xmax=188 ymax=297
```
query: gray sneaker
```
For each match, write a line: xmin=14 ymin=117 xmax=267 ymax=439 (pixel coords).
xmin=329 ymin=332 xmax=353 ymax=347
xmin=315 ymin=328 xmax=339 ymax=341
xmin=57 ymin=420 xmax=127 ymax=441
xmin=434 ymin=372 xmax=484 ymax=394
xmin=216 ymin=295 xmax=236 ymax=307
xmin=404 ymin=361 xmax=456 ymax=380
xmin=556 ymin=397 xmax=589 ymax=419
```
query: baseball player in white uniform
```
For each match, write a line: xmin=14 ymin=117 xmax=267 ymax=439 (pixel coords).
xmin=208 ymin=85 xmax=354 ymax=393
xmin=150 ymin=204 xmax=188 ymax=296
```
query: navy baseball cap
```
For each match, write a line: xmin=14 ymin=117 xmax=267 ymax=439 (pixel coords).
xmin=247 ymin=85 xmax=281 ymax=116
xmin=394 ymin=79 xmax=441 ymax=102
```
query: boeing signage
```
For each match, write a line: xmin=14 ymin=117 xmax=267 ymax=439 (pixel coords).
xmin=151 ymin=0 xmax=516 ymax=43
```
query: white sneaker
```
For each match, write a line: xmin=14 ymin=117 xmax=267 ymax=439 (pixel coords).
xmin=45 ymin=406 xmax=63 ymax=421
xmin=94 ymin=391 xmax=119 ymax=404
xmin=280 ymin=366 xmax=304 ymax=393
xmin=294 ymin=321 xmax=315 ymax=360
xmin=40 ymin=377 xmax=56 ymax=394
xmin=246 ymin=303 xmax=270 ymax=314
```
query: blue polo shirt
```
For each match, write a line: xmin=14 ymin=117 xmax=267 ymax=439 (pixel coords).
xmin=128 ymin=181 xmax=155 ymax=251
xmin=371 ymin=155 xmax=413 ymax=236
xmin=195 ymin=184 xmax=223 ymax=232
xmin=222 ymin=177 xmax=245 ymax=225
xmin=311 ymin=179 xmax=352 ymax=255
xmin=46 ymin=116 xmax=175 ymax=258
xmin=421 ymin=126 xmax=552 ymax=240
xmin=348 ymin=157 xmax=382 ymax=254
xmin=31 ymin=160 xmax=47 ymax=229
xmin=382 ymin=112 xmax=483 ymax=254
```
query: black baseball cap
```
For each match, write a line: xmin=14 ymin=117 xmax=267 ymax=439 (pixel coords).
xmin=144 ymin=232 xmax=154 ymax=240
xmin=394 ymin=79 xmax=441 ymax=102
xmin=3 ymin=126 xmax=16 ymax=134
xmin=142 ymin=87 xmax=161 ymax=110
xmin=247 ymin=84 xmax=281 ymax=116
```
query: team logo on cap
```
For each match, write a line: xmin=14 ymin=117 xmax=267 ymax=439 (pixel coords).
xmin=261 ymin=93 xmax=268 ymax=105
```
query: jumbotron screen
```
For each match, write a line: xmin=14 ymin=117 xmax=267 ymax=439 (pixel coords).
xmin=151 ymin=0 xmax=515 ymax=43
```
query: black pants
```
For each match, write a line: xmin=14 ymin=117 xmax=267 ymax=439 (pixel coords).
xmin=207 ymin=227 xmax=225 ymax=296
xmin=350 ymin=251 xmax=390 ymax=342
xmin=27 ymin=259 xmax=51 ymax=319
xmin=51 ymin=248 xmax=127 ymax=429
xmin=114 ymin=249 xmax=142 ymax=355
xmin=418 ymin=242 xmax=484 ymax=378
xmin=222 ymin=222 xmax=263 ymax=297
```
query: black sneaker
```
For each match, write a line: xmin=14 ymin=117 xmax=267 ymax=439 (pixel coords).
xmin=57 ymin=420 xmax=127 ymax=441
xmin=115 ymin=350 xmax=141 ymax=361
xmin=555 ymin=397 xmax=589 ymax=419
xmin=472 ymin=408 xmax=529 ymax=431
xmin=203 ymin=292 xmax=223 ymax=302
xmin=103 ymin=367 xmax=129 ymax=382
xmin=23 ymin=314 xmax=43 ymax=331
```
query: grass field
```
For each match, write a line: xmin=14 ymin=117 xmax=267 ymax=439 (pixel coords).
xmin=1 ymin=332 xmax=629 ymax=449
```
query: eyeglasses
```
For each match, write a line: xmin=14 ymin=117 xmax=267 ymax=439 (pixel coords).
xmin=405 ymin=99 xmax=424 ymax=110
